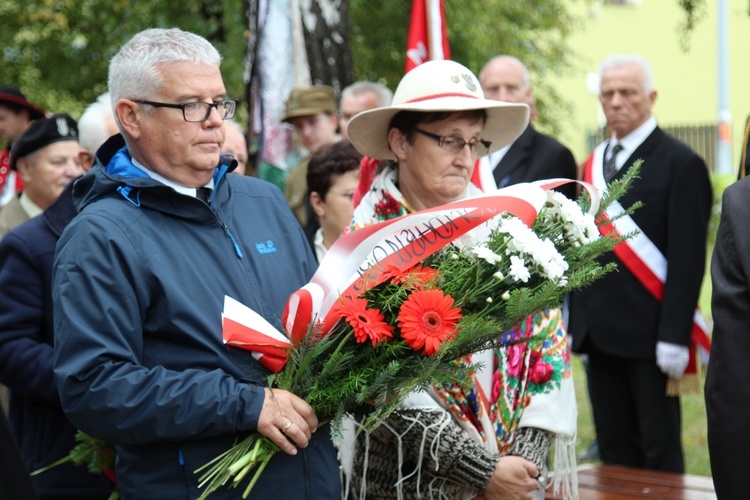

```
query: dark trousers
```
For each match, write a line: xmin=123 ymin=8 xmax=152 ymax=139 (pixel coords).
xmin=587 ymin=348 xmax=684 ymax=473
xmin=0 ymin=410 xmax=37 ymax=500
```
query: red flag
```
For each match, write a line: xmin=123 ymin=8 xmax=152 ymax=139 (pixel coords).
xmin=404 ymin=0 xmax=450 ymax=73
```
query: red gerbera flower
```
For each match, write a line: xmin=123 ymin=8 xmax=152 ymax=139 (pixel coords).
xmin=329 ymin=296 xmax=394 ymax=346
xmin=392 ymin=264 xmax=440 ymax=288
xmin=397 ymin=289 xmax=462 ymax=356
xmin=378 ymin=261 xmax=404 ymax=283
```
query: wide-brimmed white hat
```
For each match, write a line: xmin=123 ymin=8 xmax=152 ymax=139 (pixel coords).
xmin=347 ymin=59 xmax=529 ymax=160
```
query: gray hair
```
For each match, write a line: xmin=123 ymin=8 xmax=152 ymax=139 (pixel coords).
xmin=479 ymin=55 xmax=531 ymax=90
xmin=108 ymin=28 xmax=222 ymax=109
xmin=78 ymin=93 xmax=114 ymax=154
xmin=224 ymin=118 xmax=244 ymax=135
xmin=341 ymin=81 xmax=393 ymax=108
xmin=598 ymin=54 xmax=655 ymax=94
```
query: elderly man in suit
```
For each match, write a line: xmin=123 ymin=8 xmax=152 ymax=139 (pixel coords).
xmin=569 ymin=55 xmax=712 ymax=473
xmin=475 ymin=55 xmax=577 ymax=198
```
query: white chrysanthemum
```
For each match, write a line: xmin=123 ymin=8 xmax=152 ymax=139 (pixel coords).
xmin=543 ymin=192 xmax=602 ymax=246
xmin=498 ymin=217 xmax=539 ymax=254
xmin=471 ymin=246 xmax=503 ymax=264
xmin=536 ymin=239 xmax=568 ymax=279
xmin=509 ymin=255 xmax=530 ymax=283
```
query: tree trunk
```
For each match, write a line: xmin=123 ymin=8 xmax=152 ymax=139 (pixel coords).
xmin=299 ymin=0 xmax=353 ymax=95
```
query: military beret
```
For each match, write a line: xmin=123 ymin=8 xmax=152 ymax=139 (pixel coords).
xmin=0 ymin=85 xmax=45 ymax=119
xmin=282 ymin=85 xmax=338 ymax=123
xmin=10 ymin=113 xmax=78 ymax=169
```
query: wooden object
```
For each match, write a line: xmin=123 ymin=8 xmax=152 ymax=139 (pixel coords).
xmin=545 ymin=464 xmax=716 ymax=499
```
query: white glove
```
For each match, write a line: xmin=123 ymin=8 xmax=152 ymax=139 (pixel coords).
xmin=656 ymin=341 xmax=690 ymax=379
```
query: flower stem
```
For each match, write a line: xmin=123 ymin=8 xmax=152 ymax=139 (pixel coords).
xmin=242 ymin=451 xmax=274 ymax=498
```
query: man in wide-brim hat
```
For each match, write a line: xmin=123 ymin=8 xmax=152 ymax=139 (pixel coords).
xmin=0 ymin=86 xmax=46 ymax=207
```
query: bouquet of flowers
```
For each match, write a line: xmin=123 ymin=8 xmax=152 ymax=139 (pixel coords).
xmin=31 ymin=430 xmax=119 ymax=500
xmin=195 ymin=169 xmax=640 ymax=499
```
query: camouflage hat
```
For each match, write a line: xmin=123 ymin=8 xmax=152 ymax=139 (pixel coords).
xmin=10 ymin=113 xmax=78 ymax=169
xmin=282 ymin=85 xmax=337 ymax=123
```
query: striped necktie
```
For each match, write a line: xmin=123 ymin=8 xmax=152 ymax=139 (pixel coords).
xmin=604 ymin=143 xmax=623 ymax=182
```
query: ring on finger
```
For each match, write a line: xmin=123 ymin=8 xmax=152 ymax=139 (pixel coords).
xmin=281 ymin=419 xmax=293 ymax=433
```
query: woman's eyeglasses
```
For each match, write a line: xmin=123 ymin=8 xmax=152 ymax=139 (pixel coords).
xmin=412 ymin=128 xmax=492 ymax=158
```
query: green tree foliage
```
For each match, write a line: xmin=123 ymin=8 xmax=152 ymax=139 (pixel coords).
xmin=0 ymin=0 xmax=247 ymax=117
xmin=350 ymin=0 xmax=581 ymax=135
xmin=0 ymin=0 xmax=579 ymax=135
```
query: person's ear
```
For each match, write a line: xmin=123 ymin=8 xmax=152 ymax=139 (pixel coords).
xmin=328 ymin=114 xmax=339 ymax=135
xmin=116 ymin=100 xmax=143 ymax=139
xmin=78 ymin=150 xmax=94 ymax=172
xmin=388 ymin=128 xmax=408 ymax=163
xmin=17 ymin=157 xmax=33 ymax=183
xmin=310 ymin=191 xmax=326 ymax=219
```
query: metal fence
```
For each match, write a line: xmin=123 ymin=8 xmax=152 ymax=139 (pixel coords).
xmin=588 ymin=124 xmax=718 ymax=171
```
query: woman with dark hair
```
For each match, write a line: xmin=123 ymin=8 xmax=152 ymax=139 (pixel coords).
xmin=344 ymin=60 xmax=577 ymax=500
xmin=306 ymin=141 xmax=361 ymax=262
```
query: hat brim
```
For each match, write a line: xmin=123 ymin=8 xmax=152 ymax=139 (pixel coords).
xmin=282 ymin=107 xmax=335 ymax=123
xmin=347 ymin=97 xmax=529 ymax=160
xmin=0 ymin=93 xmax=45 ymax=120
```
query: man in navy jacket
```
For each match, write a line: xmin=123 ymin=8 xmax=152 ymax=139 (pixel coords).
xmin=52 ymin=28 xmax=340 ymax=499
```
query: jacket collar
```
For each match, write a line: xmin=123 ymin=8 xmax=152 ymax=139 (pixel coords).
xmin=42 ymin=180 xmax=78 ymax=237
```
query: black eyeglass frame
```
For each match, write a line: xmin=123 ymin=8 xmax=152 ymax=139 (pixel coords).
xmin=133 ymin=98 xmax=238 ymax=123
xmin=412 ymin=127 xmax=492 ymax=158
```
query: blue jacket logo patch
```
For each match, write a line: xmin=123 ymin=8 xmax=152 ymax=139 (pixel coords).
xmin=255 ymin=240 xmax=277 ymax=254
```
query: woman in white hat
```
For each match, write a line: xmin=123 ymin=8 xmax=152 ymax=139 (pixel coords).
xmin=345 ymin=60 xmax=577 ymax=500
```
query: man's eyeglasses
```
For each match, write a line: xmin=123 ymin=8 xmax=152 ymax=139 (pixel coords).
xmin=412 ymin=127 xmax=492 ymax=158
xmin=133 ymin=99 xmax=238 ymax=123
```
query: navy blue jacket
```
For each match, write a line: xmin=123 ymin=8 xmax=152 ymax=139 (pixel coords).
xmin=0 ymin=181 xmax=114 ymax=499
xmin=52 ymin=136 xmax=340 ymax=499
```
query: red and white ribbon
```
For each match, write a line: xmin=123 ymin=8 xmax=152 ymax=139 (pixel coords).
xmin=223 ymin=296 xmax=291 ymax=373
xmin=227 ymin=185 xmax=553 ymax=372
xmin=471 ymin=157 xmax=600 ymax=215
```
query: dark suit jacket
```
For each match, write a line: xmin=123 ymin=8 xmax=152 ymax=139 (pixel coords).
xmin=569 ymin=127 xmax=712 ymax=359
xmin=706 ymin=177 xmax=750 ymax=499
xmin=492 ymin=124 xmax=577 ymax=199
